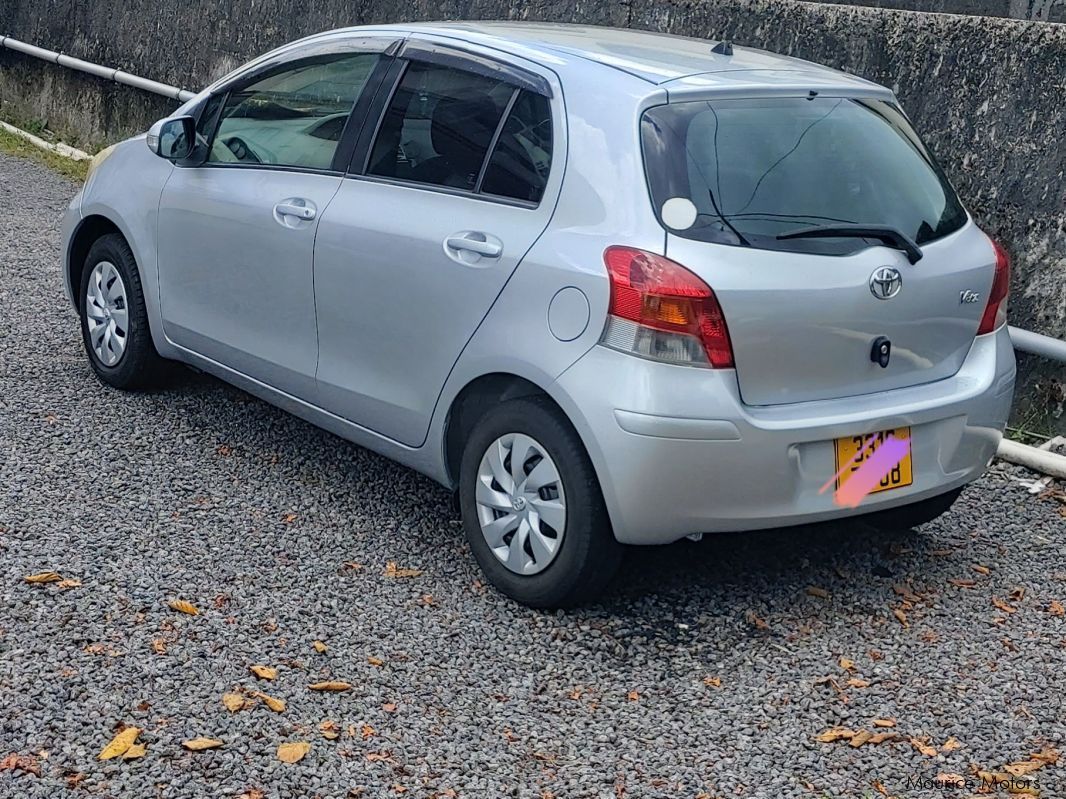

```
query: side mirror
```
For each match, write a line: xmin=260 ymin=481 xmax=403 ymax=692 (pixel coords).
xmin=146 ymin=116 xmax=195 ymax=161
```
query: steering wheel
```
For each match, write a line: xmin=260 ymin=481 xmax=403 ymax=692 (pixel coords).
xmin=223 ymin=136 xmax=262 ymax=164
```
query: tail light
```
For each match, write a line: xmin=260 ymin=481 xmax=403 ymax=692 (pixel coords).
xmin=977 ymin=237 xmax=1010 ymax=335
xmin=600 ymin=246 xmax=734 ymax=368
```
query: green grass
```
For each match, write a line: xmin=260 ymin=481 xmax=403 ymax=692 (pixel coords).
xmin=0 ymin=125 xmax=89 ymax=182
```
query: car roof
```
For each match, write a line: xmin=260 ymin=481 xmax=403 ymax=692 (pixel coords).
xmin=350 ymin=22 xmax=882 ymax=90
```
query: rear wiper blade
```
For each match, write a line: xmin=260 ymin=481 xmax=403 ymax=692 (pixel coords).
xmin=776 ymin=223 xmax=923 ymax=264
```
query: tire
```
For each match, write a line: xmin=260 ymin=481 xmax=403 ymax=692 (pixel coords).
xmin=864 ymin=486 xmax=964 ymax=532
xmin=459 ymin=396 xmax=623 ymax=608
xmin=79 ymin=233 xmax=167 ymax=390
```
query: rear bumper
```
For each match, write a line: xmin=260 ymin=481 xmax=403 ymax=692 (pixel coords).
xmin=552 ymin=327 xmax=1015 ymax=544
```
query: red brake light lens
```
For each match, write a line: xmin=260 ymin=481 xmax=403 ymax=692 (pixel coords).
xmin=977 ymin=237 xmax=1010 ymax=335
xmin=601 ymin=246 xmax=734 ymax=368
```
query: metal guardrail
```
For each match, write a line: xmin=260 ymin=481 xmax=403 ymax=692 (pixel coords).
xmin=0 ymin=34 xmax=195 ymax=102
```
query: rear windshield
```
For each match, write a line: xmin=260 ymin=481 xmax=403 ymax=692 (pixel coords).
xmin=642 ymin=97 xmax=967 ymax=256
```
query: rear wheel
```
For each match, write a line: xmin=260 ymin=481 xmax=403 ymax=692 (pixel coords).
xmin=79 ymin=234 xmax=167 ymax=390
xmin=459 ymin=397 xmax=622 ymax=608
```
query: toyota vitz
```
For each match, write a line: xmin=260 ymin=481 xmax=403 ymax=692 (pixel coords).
xmin=62 ymin=23 xmax=1016 ymax=607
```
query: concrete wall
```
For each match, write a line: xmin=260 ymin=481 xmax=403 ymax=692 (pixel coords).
xmin=1 ymin=0 xmax=1063 ymax=429
xmin=808 ymin=0 xmax=1065 ymax=22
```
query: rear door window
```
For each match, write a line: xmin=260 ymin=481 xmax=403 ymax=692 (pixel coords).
xmin=642 ymin=97 xmax=967 ymax=256
xmin=208 ymin=52 xmax=380 ymax=170
xmin=366 ymin=62 xmax=553 ymax=203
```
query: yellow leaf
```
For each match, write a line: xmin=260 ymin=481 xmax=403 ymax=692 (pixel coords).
xmin=313 ymin=641 xmax=328 ymax=653
xmin=383 ymin=561 xmax=423 ymax=578
xmin=702 ymin=676 xmax=721 ymax=688
xmin=872 ymin=718 xmax=896 ymax=728
xmin=121 ymin=743 xmax=146 ymax=760
xmin=910 ymin=737 xmax=938 ymax=757
xmin=838 ymin=657 xmax=856 ymax=671
xmin=849 ymin=730 xmax=873 ymax=747
xmin=249 ymin=665 xmax=277 ymax=680
xmin=1048 ymin=600 xmax=1065 ymax=616
xmin=846 ymin=678 xmax=870 ymax=689
xmin=806 ymin=586 xmax=829 ymax=599
xmin=626 ymin=690 xmax=640 ymax=702
xmin=168 ymin=600 xmax=199 ymax=616
xmin=24 ymin=572 xmax=62 ymax=584
xmin=868 ymin=732 xmax=898 ymax=744
xmin=99 ymin=727 xmax=141 ymax=760
xmin=252 ymin=692 xmax=286 ymax=713
xmin=941 ymin=736 xmax=962 ymax=752
xmin=367 ymin=656 xmax=384 ymax=667
xmin=320 ymin=720 xmax=340 ymax=740
xmin=815 ymin=727 xmax=855 ymax=743
xmin=222 ymin=693 xmax=246 ymax=713
xmin=361 ymin=724 xmax=376 ymax=740
xmin=309 ymin=681 xmax=352 ymax=692
xmin=277 ymin=741 xmax=310 ymax=764
xmin=973 ymin=564 xmax=991 ymax=575
xmin=150 ymin=639 xmax=167 ymax=655
xmin=1030 ymin=746 xmax=1059 ymax=765
xmin=182 ymin=738 xmax=223 ymax=751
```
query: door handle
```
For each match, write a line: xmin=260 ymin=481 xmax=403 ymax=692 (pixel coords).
xmin=274 ymin=200 xmax=316 ymax=221
xmin=445 ymin=232 xmax=503 ymax=259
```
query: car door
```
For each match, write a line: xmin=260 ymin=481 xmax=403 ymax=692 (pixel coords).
xmin=313 ymin=44 xmax=561 ymax=447
xmin=156 ymin=39 xmax=395 ymax=398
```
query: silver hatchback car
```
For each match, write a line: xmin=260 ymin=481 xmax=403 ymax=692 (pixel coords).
xmin=62 ymin=23 xmax=1015 ymax=606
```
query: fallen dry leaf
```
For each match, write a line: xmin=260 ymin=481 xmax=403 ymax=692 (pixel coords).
xmin=806 ymin=586 xmax=829 ymax=599
xmin=382 ymin=702 xmax=398 ymax=713
xmin=320 ymin=721 xmax=340 ymax=741
xmin=846 ymin=678 xmax=870 ymax=689
xmin=182 ymin=738 xmax=223 ymax=751
xmin=281 ymin=512 xmax=298 ymax=524
xmin=0 ymin=753 xmax=42 ymax=776
xmin=249 ymin=665 xmax=277 ymax=681
xmin=383 ymin=561 xmax=423 ymax=578
xmin=366 ymin=750 xmax=392 ymax=763
xmin=627 ymin=690 xmax=640 ymax=702
xmin=849 ymin=730 xmax=873 ymax=747
xmin=1030 ymin=746 xmax=1059 ymax=765
xmin=24 ymin=572 xmax=62 ymax=584
xmin=150 ymin=639 xmax=167 ymax=655
xmin=252 ymin=692 xmax=286 ymax=713
xmin=838 ymin=657 xmax=857 ymax=671
xmin=893 ymin=584 xmax=921 ymax=603
xmin=99 ymin=727 xmax=141 ymax=760
xmin=309 ymin=681 xmax=352 ymax=692
xmin=122 ymin=743 xmax=146 ymax=760
xmin=222 ymin=693 xmax=248 ymax=713
xmin=702 ymin=676 xmax=721 ymax=688
xmin=868 ymin=732 xmax=898 ymax=744
xmin=168 ymin=600 xmax=199 ymax=616
xmin=56 ymin=579 xmax=82 ymax=590
xmin=871 ymin=779 xmax=889 ymax=796
xmin=361 ymin=724 xmax=376 ymax=740
xmin=367 ymin=656 xmax=384 ymax=667
xmin=910 ymin=737 xmax=938 ymax=757
xmin=313 ymin=641 xmax=328 ymax=653
xmin=1010 ymin=587 xmax=1026 ymax=602
xmin=816 ymin=727 xmax=856 ymax=743
xmin=746 ymin=611 xmax=769 ymax=631
xmin=992 ymin=597 xmax=1017 ymax=614
xmin=237 ymin=790 xmax=265 ymax=799
xmin=277 ymin=741 xmax=309 ymax=763
xmin=893 ymin=607 xmax=909 ymax=628
xmin=872 ymin=719 xmax=896 ymax=728
xmin=949 ymin=578 xmax=977 ymax=588
xmin=1048 ymin=600 xmax=1065 ymax=617
xmin=973 ymin=564 xmax=991 ymax=576
xmin=941 ymin=736 xmax=963 ymax=752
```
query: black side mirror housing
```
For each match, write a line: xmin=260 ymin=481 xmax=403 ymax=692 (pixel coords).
xmin=146 ymin=116 xmax=196 ymax=161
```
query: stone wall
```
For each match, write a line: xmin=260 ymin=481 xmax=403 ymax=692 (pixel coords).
xmin=1 ymin=0 xmax=1063 ymax=428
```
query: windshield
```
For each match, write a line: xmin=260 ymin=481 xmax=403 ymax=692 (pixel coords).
xmin=642 ymin=96 xmax=968 ymax=256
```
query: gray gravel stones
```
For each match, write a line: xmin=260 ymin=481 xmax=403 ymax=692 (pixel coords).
xmin=1 ymin=150 xmax=1066 ymax=798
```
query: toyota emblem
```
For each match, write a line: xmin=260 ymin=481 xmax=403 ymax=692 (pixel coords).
xmin=869 ymin=266 xmax=903 ymax=300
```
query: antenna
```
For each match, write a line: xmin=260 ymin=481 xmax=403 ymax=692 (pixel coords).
xmin=711 ymin=40 xmax=734 ymax=56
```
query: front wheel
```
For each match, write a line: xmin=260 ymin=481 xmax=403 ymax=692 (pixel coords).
xmin=459 ymin=397 xmax=622 ymax=608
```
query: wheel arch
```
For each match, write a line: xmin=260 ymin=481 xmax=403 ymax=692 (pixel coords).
xmin=66 ymin=214 xmax=126 ymax=312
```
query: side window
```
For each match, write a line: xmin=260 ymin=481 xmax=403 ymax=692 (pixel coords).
xmin=367 ymin=62 xmax=512 ymax=191
xmin=481 ymin=90 xmax=553 ymax=203
xmin=208 ymin=52 xmax=380 ymax=170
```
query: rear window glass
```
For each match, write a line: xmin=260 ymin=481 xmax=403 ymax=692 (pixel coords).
xmin=642 ymin=97 xmax=967 ymax=257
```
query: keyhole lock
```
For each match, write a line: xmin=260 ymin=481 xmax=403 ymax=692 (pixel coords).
xmin=871 ymin=336 xmax=892 ymax=369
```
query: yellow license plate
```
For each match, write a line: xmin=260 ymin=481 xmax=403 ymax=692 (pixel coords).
xmin=834 ymin=427 xmax=913 ymax=494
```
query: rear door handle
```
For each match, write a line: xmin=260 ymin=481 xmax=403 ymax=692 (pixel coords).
xmin=444 ymin=232 xmax=503 ymax=259
xmin=274 ymin=199 xmax=317 ymax=222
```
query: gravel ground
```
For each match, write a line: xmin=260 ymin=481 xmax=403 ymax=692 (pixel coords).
xmin=1 ymin=149 xmax=1065 ymax=799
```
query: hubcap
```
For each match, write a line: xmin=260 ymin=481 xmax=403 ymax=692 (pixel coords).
xmin=475 ymin=433 xmax=567 ymax=576
xmin=85 ymin=261 xmax=129 ymax=367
